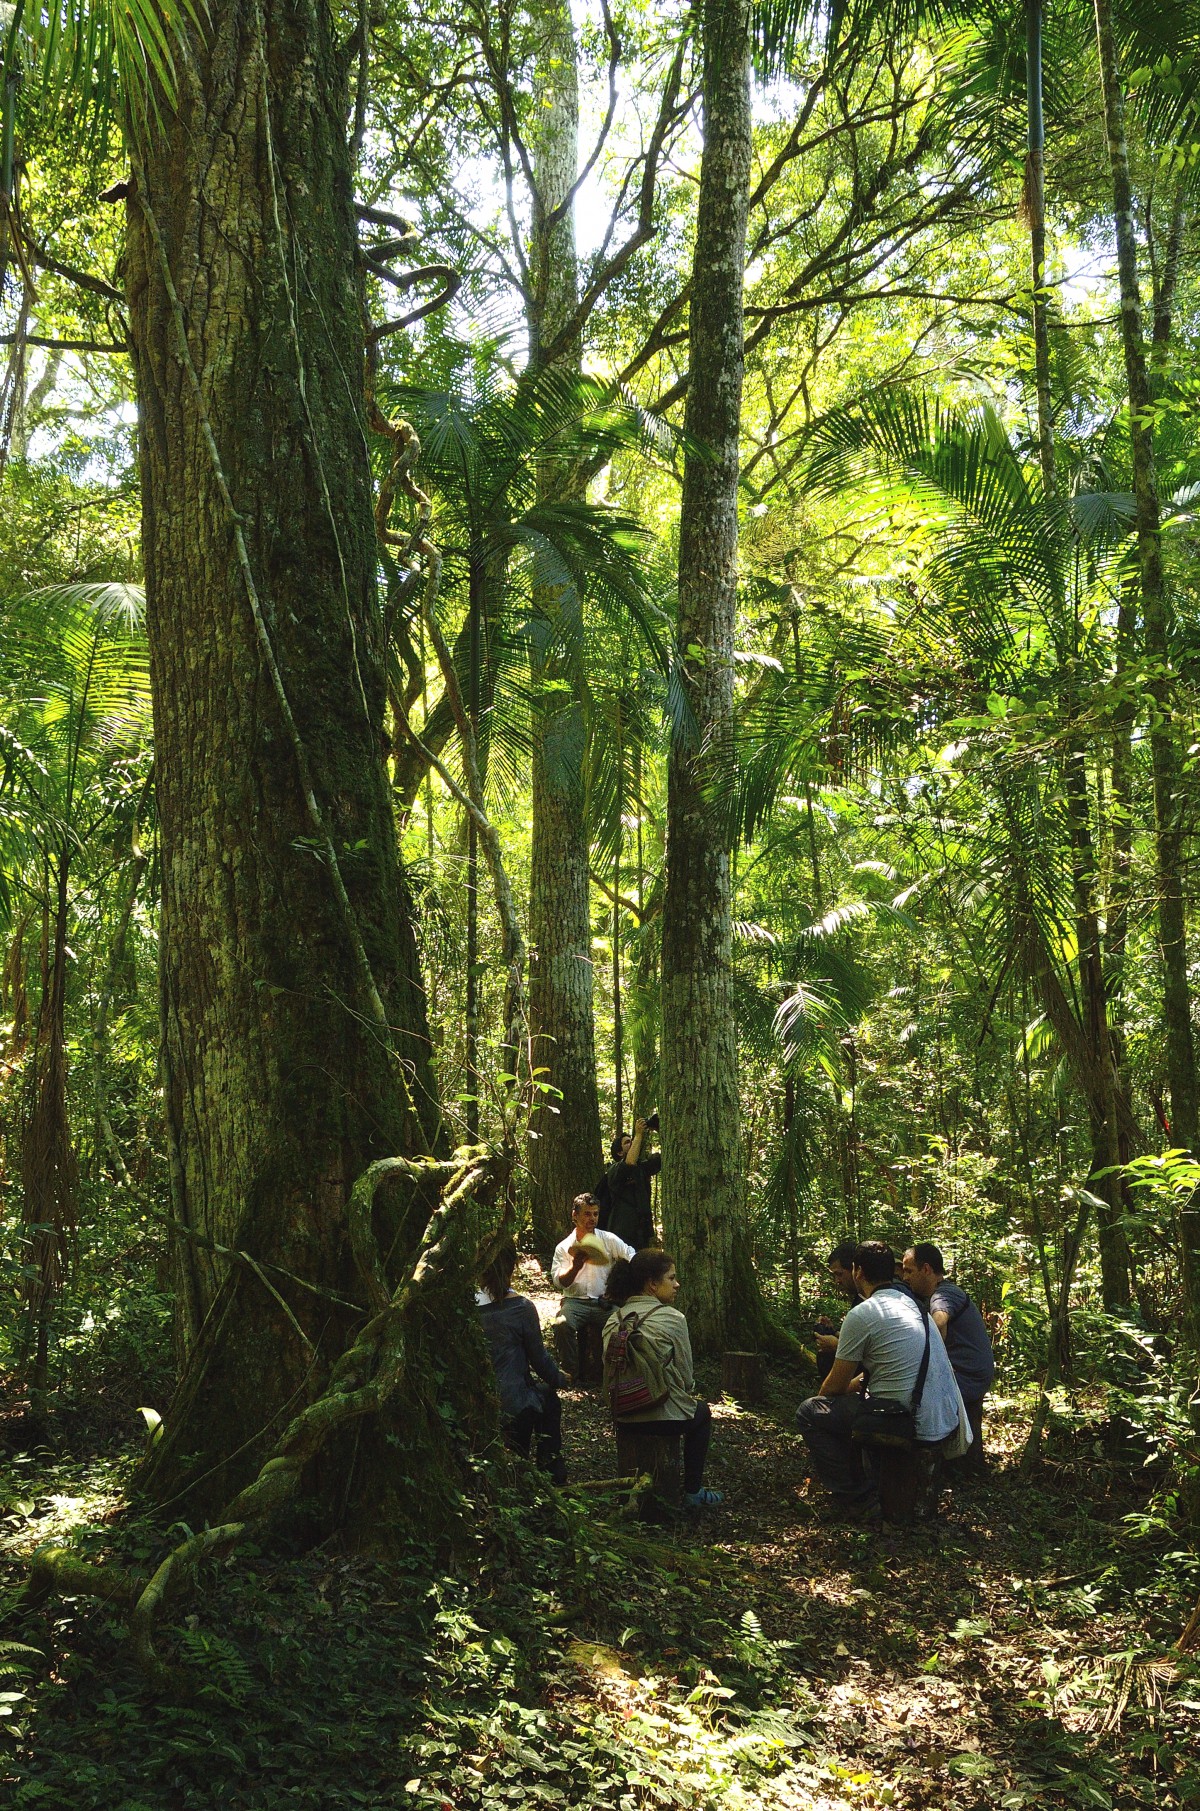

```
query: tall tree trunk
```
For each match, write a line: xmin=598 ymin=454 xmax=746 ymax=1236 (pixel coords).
xmin=125 ymin=0 xmax=481 ymax=1532
xmin=1025 ymin=0 xmax=1057 ymax=504
xmin=1094 ymin=0 xmax=1199 ymax=1180
xmin=526 ymin=0 xmax=602 ymax=1256
xmin=20 ymin=859 xmax=77 ymax=1402
xmin=660 ymin=0 xmax=773 ymax=1351
xmin=1064 ymin=746 xmax=1130 ymax=1308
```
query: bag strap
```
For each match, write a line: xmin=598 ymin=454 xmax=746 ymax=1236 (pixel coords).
xmin=909 ymin=1296 xmax=931 ymax=1414
xmin=619 ymin=1302 xmax=666 ymax=1334
xmin=618 ymin=1302 xmax=674 ymax=1368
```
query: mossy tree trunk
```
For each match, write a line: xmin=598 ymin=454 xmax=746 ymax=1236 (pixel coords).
xmin=660 ymin=0 xmax=774 ymax=1352
xmin=526 ymin=0 xmax=603 ymax=1257
xmin=1094 ymin=0 xmax=1200 ymax=1340
xmin=125 ymin=0 xmax=486 ymax=1535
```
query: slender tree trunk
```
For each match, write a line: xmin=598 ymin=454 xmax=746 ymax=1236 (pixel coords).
xmin=465 ymin=559 xmax=483 ymax=1140
xmin=20 ymin=859 xmax=77 ymax=1402
xmin=1107 ymin=576 xmax=1141 ymax=1281
xmin=1025 ymin=0 xmax=1057 ymax=504
xmin=661 ymin=0 xmax=774 ymax=1351
xmin=1063 ymin=747 xmax=1130 ymax=1307
xmin=1094 ymin=0 xmax=1199 ymax=1199
xmin=124 ymin=0 xmax=481 ymax=1532
xmin=526 ymin=0 xmax=602 ymax=1255
xmin=613 ymin=728 xmax=624 ymax=1131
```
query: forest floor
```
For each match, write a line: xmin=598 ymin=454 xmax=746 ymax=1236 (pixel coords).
xmin=1 ymin=1261 xmax=1198 ymax=1809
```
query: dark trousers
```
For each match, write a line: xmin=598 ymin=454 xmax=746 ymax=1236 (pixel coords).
xmin=795 ymin=1393 xmax=874 ymax=1502
xmin=636 ymin=1401 xmax=712 ymax=1493
xmin=506 ymin=1389 xmax=563 ymax=1471
xmin=948 ymin=1397 xmax=985 ymax=1477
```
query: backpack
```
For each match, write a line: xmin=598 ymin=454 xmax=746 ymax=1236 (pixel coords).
xmin=604 ymin=1304 xmax=671 ymax=1420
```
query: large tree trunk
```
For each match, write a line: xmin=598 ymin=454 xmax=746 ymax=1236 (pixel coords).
xmin=1094 ymin=0 xmax=1200 ymax=1344
xmin=125 ymin=0 xmax=482 ymax=1532
xmin=660 ymin=0 xmax=773 ymax=1351
xmin=526 ymin=0 xmax=603 ymax=1256
xmin=1094 ymin=2 xmax=1198 ymax=1142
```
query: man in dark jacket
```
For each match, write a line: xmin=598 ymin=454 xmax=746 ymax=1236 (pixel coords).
xmin=597 ymin=1116 xmax=661 ymax=1251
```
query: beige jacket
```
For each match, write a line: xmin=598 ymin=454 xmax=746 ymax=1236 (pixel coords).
xmin=602 ymin=1295 xmax=697 ymax=1421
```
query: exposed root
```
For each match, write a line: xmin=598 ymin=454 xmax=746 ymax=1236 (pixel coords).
xmin=8 ymin=1145 xmax=513 ymax=1688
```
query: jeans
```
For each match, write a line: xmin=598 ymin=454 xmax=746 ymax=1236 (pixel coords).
xmin=795 ymin=1393 xmax=875 ymax=1502
xmin=561 ymin=1296 xmax=608 ymax=1332
xmin=635 ymin=1401 xmax=712 ymax=1494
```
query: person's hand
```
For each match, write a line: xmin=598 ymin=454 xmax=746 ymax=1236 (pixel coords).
xmin=847 ymin=1374 xmax=864 ymax=1394
xmin=815 ymin=1332 xmax=838 ymax=1352
xmin=634 ymin=1116 xmax=647 ymax=1134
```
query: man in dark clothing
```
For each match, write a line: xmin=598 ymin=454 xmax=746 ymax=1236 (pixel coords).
xmin=597 ymin=1116 xmax=661 ymax=1251
xmin=902 ymin=1242 xmax=995 ymax=1473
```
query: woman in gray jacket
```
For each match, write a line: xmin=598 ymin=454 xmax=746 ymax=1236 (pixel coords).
xmin=603 ymin=1249 xmax=722 ymax=1507
xmin=478 ymin=1244 xmax=568 ymax=1484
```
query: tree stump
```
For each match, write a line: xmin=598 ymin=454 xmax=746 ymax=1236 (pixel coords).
xmin=721 ymin=1350 xmax=766 ymax=1404
xmin=578 ymin=1321 xmax=605 ymax=1386
xmin=876 ymin=1444 xmax=942 ymax=1525
xmin=615 ymin=1425 xmax=682 ymax=1519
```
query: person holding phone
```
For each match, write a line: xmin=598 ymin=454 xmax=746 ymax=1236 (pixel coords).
xmin=597 ymin=1115 xmax=661 ymax=1251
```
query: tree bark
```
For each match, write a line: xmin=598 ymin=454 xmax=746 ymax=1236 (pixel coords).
xmin=1025 ymin=0 xmax=1057 ymax=506
xmin=1063 ymin=746 xmax=1130 ymax=1308
xmin=526 ymin=0 xmax=603 ymax=1256
xmin=124 ymin=0 xmax=482 ymax=1531
xmin=660 ymin=0 xmax=773 ymax=1351
xmin=1093 ymin=0 xmax=1198 ymax=1156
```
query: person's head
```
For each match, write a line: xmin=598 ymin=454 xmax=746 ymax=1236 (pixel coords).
xmin=901 ymin=1242 xmax=945 ymax=1300
xmin=572 ymin=1193 xmax=600 ymax=1236
xmin=611 ymin=1132 xmax=631 ymax=1161
xmin=479 ymin=1241 xmax=518 ymax=1304
xmin=827 ymin=1239 xmax=859 ymax=1298
xmin=606 ymin=1248 xmax=679 ymax=1307
xmin=851 ymin=1240 xmax=896 ymax=1293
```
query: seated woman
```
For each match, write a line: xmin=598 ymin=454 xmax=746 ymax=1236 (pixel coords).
xmin=603 ymin=1249 xmax=722 ymax=1508
xmin=478 ymin=1243 xmax=568 ymax=1484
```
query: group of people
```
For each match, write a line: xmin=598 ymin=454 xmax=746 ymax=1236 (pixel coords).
xmin=477 ymin=1118 xmax=721 ymax=1507
xmin=477 ymin=1115 xmax=996 ymax=1521
xmin=797 ymin=1237 xmax=995 ymax=1518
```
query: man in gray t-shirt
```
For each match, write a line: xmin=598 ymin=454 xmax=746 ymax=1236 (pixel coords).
xmin=796 ymin=1241 xmax=962 ymax=1513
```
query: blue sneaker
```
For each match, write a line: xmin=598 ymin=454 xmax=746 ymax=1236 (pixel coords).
xmin=683 ymin=1488 xmax=723 ymax=1508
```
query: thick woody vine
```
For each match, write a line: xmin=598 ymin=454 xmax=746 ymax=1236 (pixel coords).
xmin=360 ymin=207 xmax=532 ymax=1108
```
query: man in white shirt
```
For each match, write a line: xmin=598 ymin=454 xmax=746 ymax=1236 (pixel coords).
xmin=795 ymin=1240 xmax=962 ymax=1516
xmin=550 ymin=1194 xmax=635 ymax=1364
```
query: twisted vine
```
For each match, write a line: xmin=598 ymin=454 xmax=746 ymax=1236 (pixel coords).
xmin=13 ymin=1146 xmax=513 ymax=1687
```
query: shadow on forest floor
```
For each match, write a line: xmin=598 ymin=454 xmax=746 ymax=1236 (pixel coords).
xmin=0 ymin=1264 xmax=1197 ymax=1809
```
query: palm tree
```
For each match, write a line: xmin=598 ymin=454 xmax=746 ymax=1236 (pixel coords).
xmin=792 ymin=387 xmax=1170 ymax=1306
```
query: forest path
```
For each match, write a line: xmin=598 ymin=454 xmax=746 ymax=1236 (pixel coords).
xmin=2 ymin=1268 xmax=1196 ymax=1809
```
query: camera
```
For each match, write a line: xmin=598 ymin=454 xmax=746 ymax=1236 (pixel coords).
xmin=645 ymin=1111 xmax=660 ymax=1133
